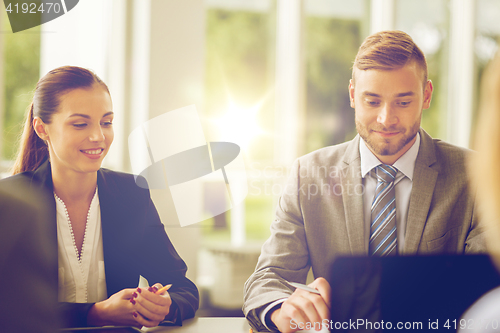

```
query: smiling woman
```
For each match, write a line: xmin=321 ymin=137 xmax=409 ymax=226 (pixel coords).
xmin=2 ymin=66 xmax=199 ymax=328
xmin=11 ymin=67 xmax=112 ymax=175
xmin=33 ymin=86 xmax=114 ymax=176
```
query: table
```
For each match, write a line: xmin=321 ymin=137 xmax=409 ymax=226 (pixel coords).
xmin=143 ymin=317 xmax=252 ymax=333
xmin=61 ymin=318 xmax=325 ymax=333
xmin=142 ymin=318 xmax=325 ymax=333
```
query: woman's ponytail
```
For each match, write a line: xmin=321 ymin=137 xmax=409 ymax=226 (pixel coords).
xmin=11 ymin=102 xmax=48 ymax=174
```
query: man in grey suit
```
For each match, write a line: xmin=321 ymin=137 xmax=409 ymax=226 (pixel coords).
xmin=243 ymin=30 xmax=486 ymax=332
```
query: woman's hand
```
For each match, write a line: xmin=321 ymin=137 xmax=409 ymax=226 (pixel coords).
xmin=87 ymin=288 xmax=142 ymax=327
xmin=132 ymin=283 xmax=172 ymax=327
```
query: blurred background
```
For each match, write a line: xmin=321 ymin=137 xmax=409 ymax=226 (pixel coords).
xmin=0 ymin=0 xmax=499 ymax=316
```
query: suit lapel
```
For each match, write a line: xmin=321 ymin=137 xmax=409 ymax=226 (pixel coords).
xmin=97 ymin=170 xmax=137 ymax=242
xmin=403 ymin=129 xmax=439 ymax=254
xmin=96 ymin=170 xmax=126 ymax=263
xmin=97 ymin=170 xmax=149 ymax=294
xmin=32 ymin=159 xmax=55 ymax=192
xmin=96 ymin=170 xmax=128 ymax=295
xmin=341 ymin=135 xmax=367 ymax=254
xmin=96 ymin=169 xmax=111 ymax=232
xmin=32 ymin=160 xmax=57 ymax=236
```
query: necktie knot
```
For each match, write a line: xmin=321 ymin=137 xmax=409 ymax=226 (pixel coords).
xmin=375 ymin=164 xmax=397 ymax=183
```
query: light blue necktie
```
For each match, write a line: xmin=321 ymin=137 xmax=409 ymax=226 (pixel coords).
xmin=370 ymin=164 xmax=397 ymax=256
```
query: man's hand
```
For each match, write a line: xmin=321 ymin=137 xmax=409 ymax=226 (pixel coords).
xmin=270 ymin=278 xmax=332 ymax=333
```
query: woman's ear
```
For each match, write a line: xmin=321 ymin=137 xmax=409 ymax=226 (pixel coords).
xmin=33 ymin=117 xmax=49 ymax=141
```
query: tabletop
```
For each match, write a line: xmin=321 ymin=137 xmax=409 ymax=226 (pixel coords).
xmin=143 ymin=317 xmax=252 ymax=333
xmin=142 ymin=317 xmax=327 ymax=333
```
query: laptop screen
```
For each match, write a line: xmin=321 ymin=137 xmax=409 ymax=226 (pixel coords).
xmin=328 ymin=255 xmax=500 ymax=332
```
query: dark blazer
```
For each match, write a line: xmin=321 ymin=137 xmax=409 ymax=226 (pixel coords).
xmin=0 ymin=160 xmax=199 ymax=327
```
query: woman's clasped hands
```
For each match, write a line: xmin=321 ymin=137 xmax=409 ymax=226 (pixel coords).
xmin=88 ymin=283 xmax=173 ymax=328
xmin=132 ymin=283 xmax=173 ymax=327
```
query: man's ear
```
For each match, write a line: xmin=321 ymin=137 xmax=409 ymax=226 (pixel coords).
xmin=33 ymin=117 xmax=49 ymax=141
xmin=423 ymin=80 xmax=434 ymax=109
xmin=349 ymin=79 xmax=355 ymax=108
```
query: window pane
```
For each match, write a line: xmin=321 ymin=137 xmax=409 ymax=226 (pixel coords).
xmin=304 ymin=0 xmax=369 ymax=151
xmin=203 ymin=4 xmax=276 ymax=242
xmin=204 ymin=7 xmax=275 ymax=161
xmin=2 ymin=13 xmax=41 ymax=162
xmin=395 ymin=0 xmax=449 ymax=139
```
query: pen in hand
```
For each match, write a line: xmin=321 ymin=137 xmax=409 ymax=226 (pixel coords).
xmin=155 ymin=284 xmax=172 ymax=295
xmin=285 ymin=281 xmax=321 ymax=295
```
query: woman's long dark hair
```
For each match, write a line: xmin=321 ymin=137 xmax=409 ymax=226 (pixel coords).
xmin=11 ymin=66 xmax=109 ymax=175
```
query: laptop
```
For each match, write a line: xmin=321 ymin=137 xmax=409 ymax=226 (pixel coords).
xmin=329 ymin=255 xmax=500 ymax=332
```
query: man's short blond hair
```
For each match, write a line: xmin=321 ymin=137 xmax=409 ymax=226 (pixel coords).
xmin=352 ymin=30 xmax=428 ymax=88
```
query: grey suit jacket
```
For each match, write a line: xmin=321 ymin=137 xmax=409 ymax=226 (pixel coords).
xmin=243 ymin=128 xmax=486 ymax=331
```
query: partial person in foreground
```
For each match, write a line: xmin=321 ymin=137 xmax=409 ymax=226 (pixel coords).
xmin=459 ymin=53 xmax=500 ymax=333
xmin=243 ymin=30 xmax=486 ymax=333
xmin=0 ymin=180 xmax=59 ymax=333
xmin=0 ymin=66 xmax=198 ymax=328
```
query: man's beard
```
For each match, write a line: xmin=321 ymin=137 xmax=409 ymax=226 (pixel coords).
xmin=355 ymin=118 xmax=420 ymax=156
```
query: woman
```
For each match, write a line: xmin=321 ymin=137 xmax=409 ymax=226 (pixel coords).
xmin=459 ymin=53 xmax=500 ymax=332
xmin=3 ymin=66 xmax=198 ymax=328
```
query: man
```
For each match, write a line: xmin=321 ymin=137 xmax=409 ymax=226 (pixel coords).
xmin=243 ymin=30 xmax=485 ymax=333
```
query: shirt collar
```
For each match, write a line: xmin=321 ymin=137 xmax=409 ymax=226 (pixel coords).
xmin=360 ymin=132 xmax=420 ymax=181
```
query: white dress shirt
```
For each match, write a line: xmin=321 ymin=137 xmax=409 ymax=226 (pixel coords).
xmin=55 ymin=189 xmax=107 ymax=303
xmin=360 ymin=133 xmax=420 ymax=253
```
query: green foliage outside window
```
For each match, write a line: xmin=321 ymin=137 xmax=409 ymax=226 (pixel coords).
xmin=2 ymin=12 xmax=40 ymax=161
xmin=305 ymin=16 xmax=361 ymax=152
xmin=203 ymin=8 xmax=276 ymax=241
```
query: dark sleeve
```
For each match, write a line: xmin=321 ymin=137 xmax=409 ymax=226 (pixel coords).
xmin=135 ymin=192 xmax=199 ymax=325
xmin=58 ymin=303 xmax=95 ymax=327
xmin=97 ymin=170 xmax=199 ymax=326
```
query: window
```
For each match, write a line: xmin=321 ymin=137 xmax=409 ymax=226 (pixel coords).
xmin=203 ymin=1 xmax=276 ymax=244
xmin=0 ymin=10 xmax=41 ymax=172
xmin=305 ymin=0 xmax=368 ymax=151
xmin=395 ymin=0 xmax=449 ymax=139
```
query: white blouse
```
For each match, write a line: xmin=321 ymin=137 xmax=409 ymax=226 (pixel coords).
xmin=55 ymin=189 xmax=107 ymax=303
